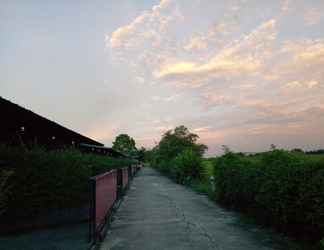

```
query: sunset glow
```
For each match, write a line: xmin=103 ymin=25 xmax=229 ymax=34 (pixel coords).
xmin=1 ymin=0 xmax=324 ymax=154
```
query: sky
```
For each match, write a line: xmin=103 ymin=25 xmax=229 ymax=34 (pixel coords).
xmin=1 ymin=0 xmax=324 ymax=155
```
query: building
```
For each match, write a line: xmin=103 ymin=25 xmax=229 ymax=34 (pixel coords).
xmin=0 ymin=96 xmax=127 ymax=157
xmin=0 ymin=96 xmax=103 ymax=148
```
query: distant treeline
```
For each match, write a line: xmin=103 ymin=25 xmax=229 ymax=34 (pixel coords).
xmin=239 ymin=149 xmax=324 ymax=157
xmin=305 ymin=149 xmax=324 ymax=154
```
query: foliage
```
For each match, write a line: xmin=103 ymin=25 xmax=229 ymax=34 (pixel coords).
xmin=0 ymin=169 xmax=13 ymax=215
xmin=172 ymin=149 xmax=204 ymax=184
xmin=214 ymin=149 xmax=324 ymax=243
xmin=188 ymin=159 xmax=216 ymax=199
xmin=306 ymin=149 xmax=324 ymax=155
xmin=148 ymin=125 xmax=207 ymax=184
xmin=112 ymin=134 xmax=137 ymax=157
xmin=320 ymin=239 xmax=324 ymax=249
xmin=153 ymin=125 xmax=207 ymax=162
xmin=137 ymin=147 xmax=146 ymax=162
xmin=0 ymin=144 xmax=133 ymax=220
xmin=189 ymin=179 xmax=212 ymax=196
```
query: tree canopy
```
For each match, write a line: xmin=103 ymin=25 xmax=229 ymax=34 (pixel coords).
xmin=136 ymin=147 xmax=146 ymax=162
xmin=146 ymin=125 xmax=208 ymax=182
xmin=112 ymin=134 xmax=137 ymax=157
xmin=155 ymin=125 xmax=207 ymax=161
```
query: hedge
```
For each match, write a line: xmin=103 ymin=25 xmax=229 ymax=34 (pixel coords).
xmin=0 ymin=144 xmax=133 ymax=221
xmin=214 ymin=150 xmax=324 ymax=244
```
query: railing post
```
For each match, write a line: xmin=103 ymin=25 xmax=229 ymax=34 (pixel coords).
xmin=89 ymin=178 xmax=96 ymax=243
xmin=117 ymin=169 xmax=123 ymax=199
xmin=128 ymin=165 xmax=132 ymax=180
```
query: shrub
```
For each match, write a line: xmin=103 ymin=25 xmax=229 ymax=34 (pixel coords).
xmin=0 ymin=169 xmax=13 ymax=215
xmin=173 ymin=149 xmax=203 ymax=184
xmin=0 ymin=144 xmax=133 ymax=221
xmin=214 ymin=149 xmax=324 ymax=242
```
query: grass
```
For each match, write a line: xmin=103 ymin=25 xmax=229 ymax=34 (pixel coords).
xmin=187 ymin=159 xmax=215 ymax=199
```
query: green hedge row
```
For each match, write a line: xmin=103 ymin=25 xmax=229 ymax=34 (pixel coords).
xmin=214 ymin=150 xmax=324 ymax=242
xmin=0 ymin=169 xmax=13 ymax=216
xmin=155 ymin=149 xmax=204 ymax=184
xmin=0 ymin=145 xmax=133 ymax=220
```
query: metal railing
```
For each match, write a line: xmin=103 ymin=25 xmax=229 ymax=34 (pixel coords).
xmin=122 ymin=167 xmax=129 ymax=189
xmin=89 ymin=164 xmax=142 ymax=246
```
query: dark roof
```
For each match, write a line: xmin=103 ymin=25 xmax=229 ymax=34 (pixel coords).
xmin=0 ymin=96 xmax=103 ymax=147
xmin=79 ymin=143 xmax=127 ymax=158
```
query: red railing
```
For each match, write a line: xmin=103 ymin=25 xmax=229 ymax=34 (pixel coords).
xmin=132 ymin=165 xmax=137 ymax=176
xmin=94 ymin=170 xmax=117 ymax=228
xmin=122 ymin=167 xmax=129 ymax=189
xmin=89 ymin=164 xmax=142 ymax=245
xmin=89 ymin=170 xmax=117 ymax=242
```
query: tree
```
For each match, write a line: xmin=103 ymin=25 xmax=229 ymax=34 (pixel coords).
xmin=137 ymin=147 xmax=146 ymax=162
xmin=112 ymin=134 xmax=137 ymax=157
xmin=148 ymin=125 xmax=207 ymax=182
xmin=291 ymin=148 xmax=304 ymax=153
xmin=156 ymin=125 xmax=207 ymax=162
xmin=173 ymin=149 xmax=203 ymax=183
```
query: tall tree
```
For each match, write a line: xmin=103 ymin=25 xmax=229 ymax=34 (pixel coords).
xmin=112 ymin=134 xmax=137 ymax=157
xmin=156 ymin=125 xmax=207 ymax=162
xmin=136 ymin=147 xmax=146 ymax=162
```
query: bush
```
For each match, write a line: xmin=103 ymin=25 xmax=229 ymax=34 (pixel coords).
xmin=0 ymin=144 xmax=133 ymax=221
xmin=0 ymin=169 xmax=13 ymax=215
xmin=149 ymin=126 xmax=207 ymax=185
xmin=173 ymin=149 xmax=203 ymax=184
xmin=214 ymin=149 xmax=324 ymax=242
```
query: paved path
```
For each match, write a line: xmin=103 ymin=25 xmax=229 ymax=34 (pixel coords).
xmin=100 ymin=167 xmax=290 ymax=250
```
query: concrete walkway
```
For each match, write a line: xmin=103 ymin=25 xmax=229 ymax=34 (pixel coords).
xmin=100 ymin=167 xmax=290 ymax=250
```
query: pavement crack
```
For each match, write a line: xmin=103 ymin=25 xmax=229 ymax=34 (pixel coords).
xmin=158 ymin=187 xmax=221 ymax=250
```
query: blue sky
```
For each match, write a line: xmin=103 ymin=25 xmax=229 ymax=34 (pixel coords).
xmin=1 ymin=0 xmax=324 ymax=155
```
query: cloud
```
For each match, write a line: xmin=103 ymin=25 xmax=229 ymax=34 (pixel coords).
xmin=193 ymin=102 xmax=324 ymax=154
xmin=106 ymin=0 xmax=183 ymax=54
xmin=281 ymin=0 xmax=291 ymax=14
xmin=154 ymin=19 xmax=276 ymax=87
xmin=106 ymin=14 xmax=147 ymax=49
xmin=283 ymin=80 xmax=320 ymax=90
xmin=104 ymin=0 xmax=324 ymax=154
xmin=155 ymin=57 xmax=262 ymax=80
xmin=151 ymin=93 xmax=181 ymax=102
xmin=201 ymin=92 xmax=234 ymax=108
xmin=282 ymin=39 xmax=324 ymax=62
xmin=304 ymin=8 xmax=322 ymax=26
xmin=183 ymin=22 xmax=236 ymax=52
xmin=193 ymin=126 xmax=212 ymax=133
xmin=271 ymin=39 xmax=324 ymax=100
xmin=184 ymin=36 xmax=208 ymax=51
xmin=106 ymin=0 xmax=174 ymax=49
